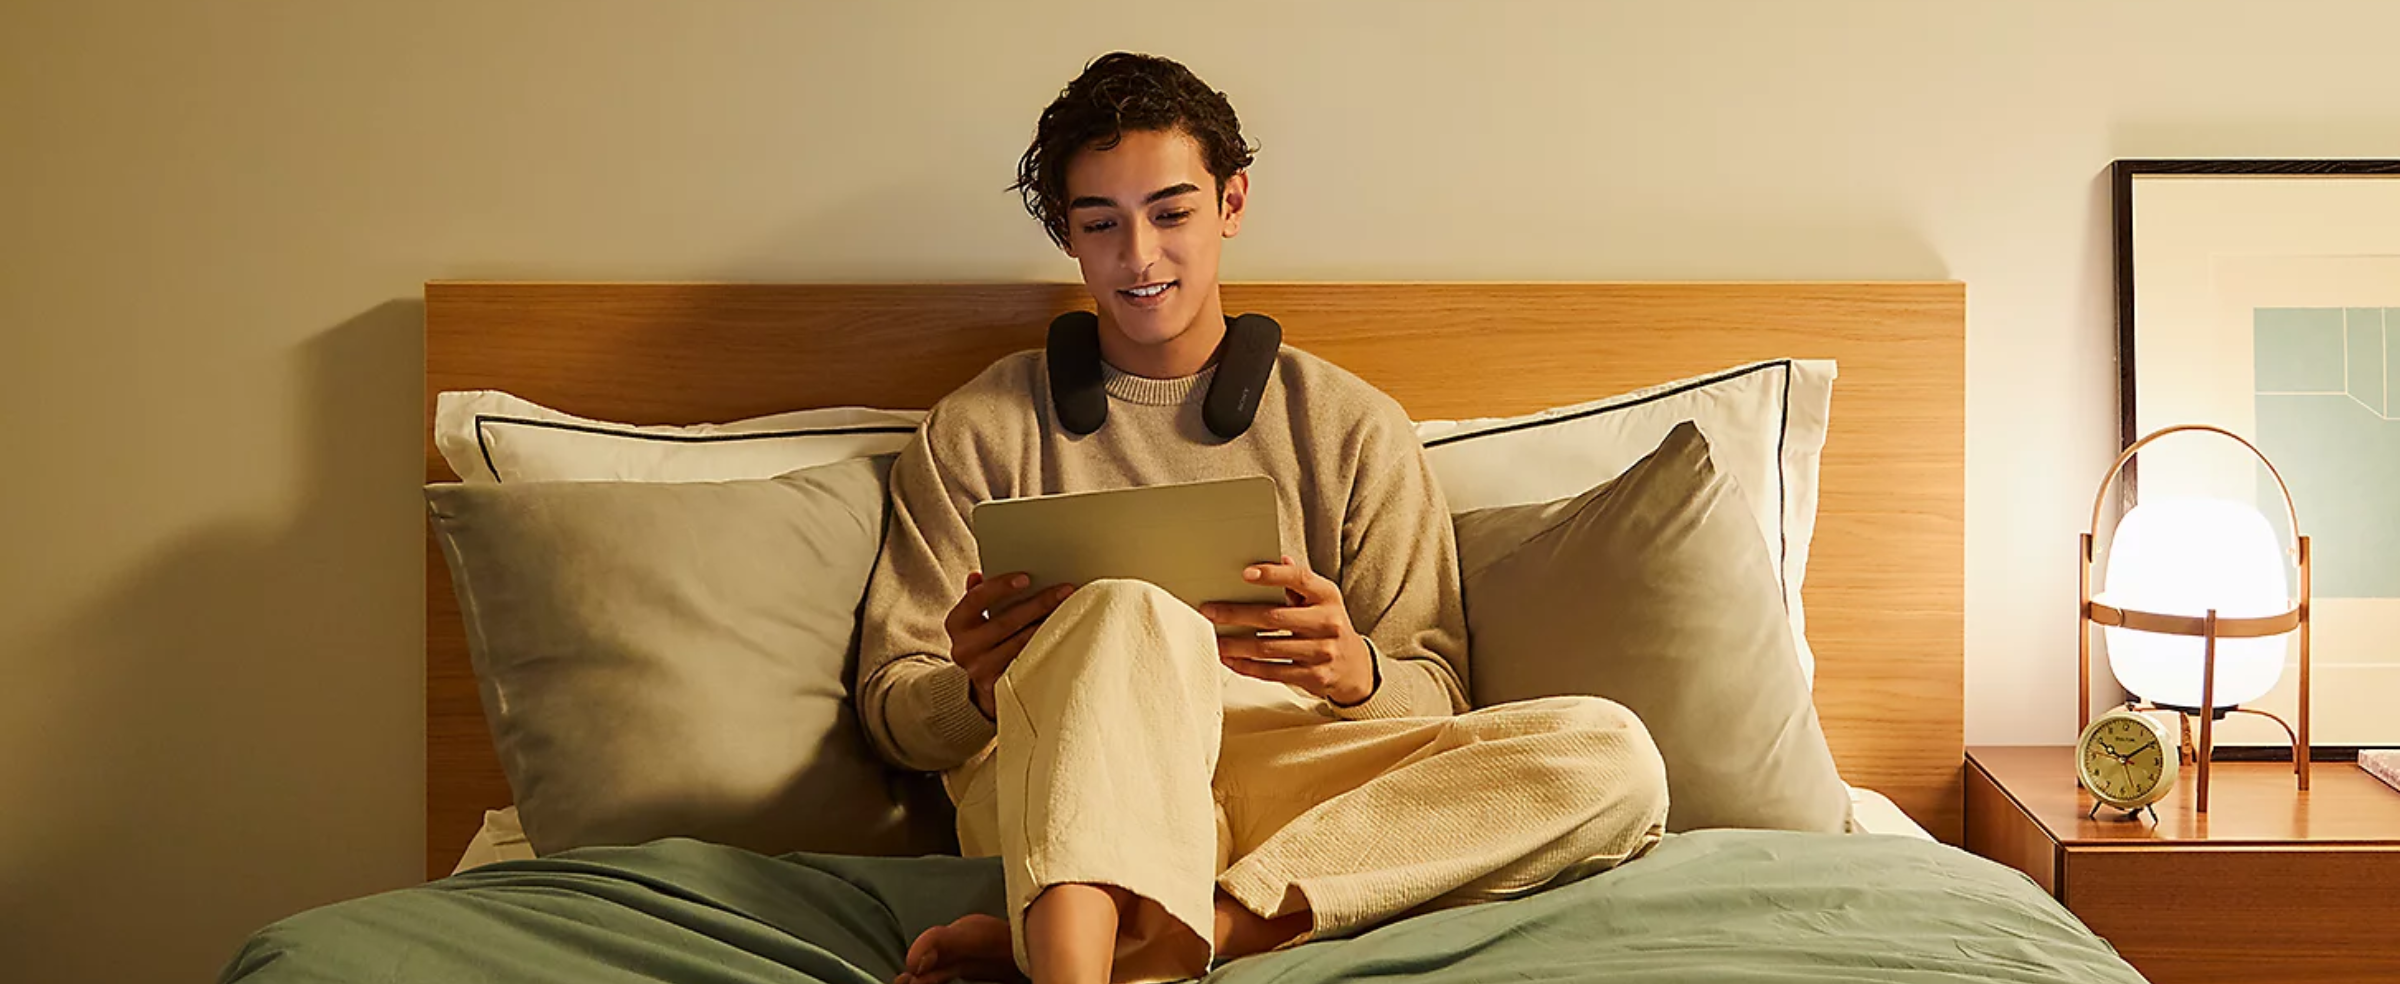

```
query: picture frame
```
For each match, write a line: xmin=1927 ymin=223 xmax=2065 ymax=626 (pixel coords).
xmin=2111 ymin=159 xmax=2400 ymax=753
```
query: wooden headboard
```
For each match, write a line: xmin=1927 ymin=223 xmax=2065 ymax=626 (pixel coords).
xmin=423 ymin=281 xmax=1966 ymax=878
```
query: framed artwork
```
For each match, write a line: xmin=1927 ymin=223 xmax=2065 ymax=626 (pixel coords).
xmin=2112 ymin=159 xmax=2400 ymax=751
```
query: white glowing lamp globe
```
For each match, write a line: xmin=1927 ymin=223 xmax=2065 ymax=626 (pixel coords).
xmin=2095 ymin=498 xmax=2291 ymax=709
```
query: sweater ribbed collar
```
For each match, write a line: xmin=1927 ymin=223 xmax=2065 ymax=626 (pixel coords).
xmin=1100 ymin=359 xmax=1218 ymax=406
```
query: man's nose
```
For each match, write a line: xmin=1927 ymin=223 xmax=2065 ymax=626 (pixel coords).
xmin=1125 ymin=219 xmax=1162 ymax=272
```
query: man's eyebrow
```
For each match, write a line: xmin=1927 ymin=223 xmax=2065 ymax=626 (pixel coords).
xmin=1067 ymin=183 xmax=1204 ymax=211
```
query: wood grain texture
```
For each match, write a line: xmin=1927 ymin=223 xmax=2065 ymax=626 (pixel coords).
xmin=1965 ymin=757 xmax=2059 ymax=896
xmin=2066 ymin=848 xmax=2400 ymax=984
xmin=1969 ymin=746 xmax=2400 ymax=846
xmin=1967 ymin=747 xmax=2400 ymax=984
xmin=425 ymin=281 xmax=1966 ymax=876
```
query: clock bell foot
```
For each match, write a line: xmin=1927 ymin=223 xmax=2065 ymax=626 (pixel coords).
xmin=2086 ymin=802 xmax=2163 ymax=824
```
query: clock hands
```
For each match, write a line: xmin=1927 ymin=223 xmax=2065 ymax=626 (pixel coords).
xmin=2098 ymin=727 xmax=2145 ymax=758
xmin=2084 ymin=715 xmax=2171 ymax=819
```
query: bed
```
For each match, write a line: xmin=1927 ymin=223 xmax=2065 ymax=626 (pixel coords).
xmin=218 ymin=281 xmax=2149 ymax=983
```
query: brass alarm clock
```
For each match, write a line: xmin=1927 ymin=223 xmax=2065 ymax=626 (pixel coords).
xmin=2077 ymin=704 xmax=2177 ymax=821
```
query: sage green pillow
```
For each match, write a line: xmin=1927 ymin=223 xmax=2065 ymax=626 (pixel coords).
xmin=426 ymin=454 xmax=952 ymax=858
xmin=1455 ymin=421 xmax=1851 ymax=833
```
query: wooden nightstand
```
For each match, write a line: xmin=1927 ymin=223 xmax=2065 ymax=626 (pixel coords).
xmin=1965 ymin=746 xmax=2400 ymax=984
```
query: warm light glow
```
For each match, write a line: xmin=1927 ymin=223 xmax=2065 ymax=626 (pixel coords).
xmin=2096 ymin=498 xmax=2291 ymax=709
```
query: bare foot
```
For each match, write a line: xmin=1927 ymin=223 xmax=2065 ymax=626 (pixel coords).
xmin=896 ymin=913 xmax=1022 ymax=984
xmin=1213 ymin=890 xmax=1309 ymax=960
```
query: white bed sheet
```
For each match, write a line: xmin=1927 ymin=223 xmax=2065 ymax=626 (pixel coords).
xmin=1845 ymin=785 xmax=1934 ymax=840
xmin=451 ymin=807 xmax=534 ymax=874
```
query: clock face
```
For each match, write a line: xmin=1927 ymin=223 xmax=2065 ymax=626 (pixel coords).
xmin=2081 ymin=714 xmax=2171 ymax=806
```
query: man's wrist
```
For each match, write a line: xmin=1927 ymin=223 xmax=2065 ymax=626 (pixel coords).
xmin=1329 ymin=636 xmax=1383 ymax=708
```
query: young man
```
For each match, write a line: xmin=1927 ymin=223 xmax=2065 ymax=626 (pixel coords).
xmin=856 ymin=53 xmax=1669 ymax=984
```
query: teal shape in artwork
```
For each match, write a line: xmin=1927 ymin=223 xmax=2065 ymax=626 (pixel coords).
xmin=2254 ymin=307 xmax=2400 ymax=599
xmin=2253 ymin=307 xmax=2346 ymax=393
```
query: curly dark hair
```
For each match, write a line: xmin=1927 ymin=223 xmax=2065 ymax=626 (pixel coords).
xmin=1012 ymin=52 xmax=1258 ymax=249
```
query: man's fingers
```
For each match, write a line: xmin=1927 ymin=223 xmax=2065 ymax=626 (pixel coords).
xmin=1217 ymin=635 xmax=1339 ymax=666
xmin=1222 ymin=655 xmax=1325 ymax=689
xmin=1295 ymin=562 xmax=1341 ymax=606
xmin=1242 ymin=556 xmax=1338 ymax=606
xmin=990 ymin=622 xmax=1039 ymax=664
xmin=945 ymin=571 xmax=1032 ymax=635
xmin=969 ymin=571 xmax=1037 ymax=616
xmin=1199 ymin=602 xmax=1332 ymax=635
xmin=960 ymin=584 xmax=1070 ymax=659
xmin=990 ymin=583 xmax=1072 ymax=635
xmin=964 ymin=619 xmax=1041 ymax=683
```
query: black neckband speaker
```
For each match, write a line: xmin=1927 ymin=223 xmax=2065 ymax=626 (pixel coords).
xmin=1046 ymin=309 xmax=1282 ymax=440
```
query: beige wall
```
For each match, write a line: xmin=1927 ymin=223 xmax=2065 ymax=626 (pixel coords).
xmin=5 ymin=1 xmax=2398 ymax=979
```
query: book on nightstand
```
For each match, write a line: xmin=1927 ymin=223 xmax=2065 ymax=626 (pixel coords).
xmin=2364 ymin=750 xmax=2400 ymax=794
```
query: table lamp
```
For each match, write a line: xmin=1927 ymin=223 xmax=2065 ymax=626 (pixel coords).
xmin=2078 ymin=424 xmax=2312 ymax=813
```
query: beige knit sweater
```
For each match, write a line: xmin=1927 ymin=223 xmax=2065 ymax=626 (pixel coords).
xmin=857 ymin=345 xmax=1472 ymax=773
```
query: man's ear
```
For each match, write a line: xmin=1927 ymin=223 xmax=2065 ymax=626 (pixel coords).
xmin=1219 ymin=171 xmax=1249 ymax=238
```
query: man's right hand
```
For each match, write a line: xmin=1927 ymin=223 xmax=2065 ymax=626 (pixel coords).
xmin=944 ymin=570 xmax=1076 ymax=719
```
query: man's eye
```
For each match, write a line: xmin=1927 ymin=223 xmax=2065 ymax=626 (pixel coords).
xmin=1080 ymin=220 xmax=1115 ymax=234
xmin=1157 ymin=209 xmax=1193 ymax=224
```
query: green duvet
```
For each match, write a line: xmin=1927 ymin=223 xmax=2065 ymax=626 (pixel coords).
xmin=220 ymin=830 xmax=2147 ymax=984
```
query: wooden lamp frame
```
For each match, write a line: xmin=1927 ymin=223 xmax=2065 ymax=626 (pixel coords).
xmin=2078 ymin=424 xmax=2313 ymax=813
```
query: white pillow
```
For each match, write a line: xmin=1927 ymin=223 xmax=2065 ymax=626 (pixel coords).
xmin=1414 ymin=359 xmax=1837 ymax=684
xmin=434 ymin=390 xmax=925 ymax=484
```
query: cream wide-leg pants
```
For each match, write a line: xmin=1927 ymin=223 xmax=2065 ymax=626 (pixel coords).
xmin=941 ymin=579 xmax=1669 ymax=982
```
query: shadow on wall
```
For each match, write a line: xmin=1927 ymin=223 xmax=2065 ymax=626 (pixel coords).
xmin=2 ymin=301 xmax=425 ymax=983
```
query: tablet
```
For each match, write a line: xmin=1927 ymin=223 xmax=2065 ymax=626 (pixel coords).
xmin=970 ymin=475 xmax=1288 ymax=635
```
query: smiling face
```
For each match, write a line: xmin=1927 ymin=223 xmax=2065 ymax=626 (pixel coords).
xmin=1059 ymin=128 xmax=1247 ymax=378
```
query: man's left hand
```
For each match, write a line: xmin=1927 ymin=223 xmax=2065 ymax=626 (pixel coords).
xmin=1201 ymin=555 xmax=1376 ymax=706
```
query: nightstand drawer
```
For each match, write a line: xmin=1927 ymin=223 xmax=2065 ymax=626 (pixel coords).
xmin=2064 ymin=847 xmax=2400 ymax=984
xmin=1968 ymin=748 xmax=2400 ymax=984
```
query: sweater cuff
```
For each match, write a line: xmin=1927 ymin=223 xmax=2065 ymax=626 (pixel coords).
xmin=922 ymin=662 xmax=999 ymax=754
xmin=1329 ymin=638 xmax=1406 ymax=721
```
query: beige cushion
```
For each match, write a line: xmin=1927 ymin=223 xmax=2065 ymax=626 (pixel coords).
xmin=1454 ymin=421 xmax=1850 ymax=833
xmin=425 ymin=455 xmax=952 ymax=858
